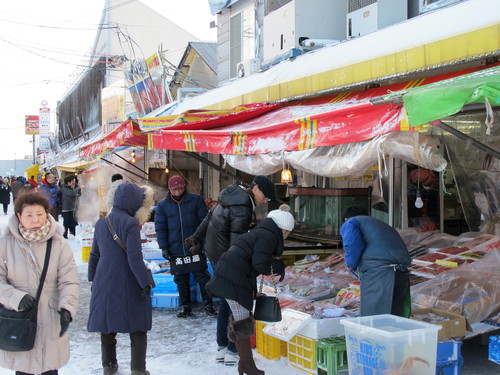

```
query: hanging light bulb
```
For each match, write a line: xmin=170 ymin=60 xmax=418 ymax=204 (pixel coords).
xmin=131 ymin=149 xmax=136 ymax=158
xmin=415 ymin=190 xmax=424 ymax=208
xmin=164 ymin=167 xmax=169 ymax=174
xmin=281 ymin=169 xmax=293 ymax=183
xmin=131 ymin=157 xmax=136 ymax=163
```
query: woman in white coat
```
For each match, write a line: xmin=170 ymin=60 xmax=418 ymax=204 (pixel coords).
xmin=0 ymin=192 xmax=79 ymax=375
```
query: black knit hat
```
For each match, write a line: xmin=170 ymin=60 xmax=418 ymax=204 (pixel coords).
xmin=252 ymin=175 xmax=276 ymax=202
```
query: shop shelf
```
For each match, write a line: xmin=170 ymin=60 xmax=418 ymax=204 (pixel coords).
xmin=288 ymin=334 xmax=317 ymax=374
xmin=255 ymin=320 xmax=287 ymax=360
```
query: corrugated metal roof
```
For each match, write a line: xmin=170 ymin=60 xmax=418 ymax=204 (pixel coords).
xmin=190 ymin=42 xmax=217 ymax=72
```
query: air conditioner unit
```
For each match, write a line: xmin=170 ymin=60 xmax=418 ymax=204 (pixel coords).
xmin=236 ymin=58 xmax=261 ymax=78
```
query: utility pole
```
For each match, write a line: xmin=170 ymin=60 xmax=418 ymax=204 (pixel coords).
xmin=32 ymin=134 xmax=36 ymax=164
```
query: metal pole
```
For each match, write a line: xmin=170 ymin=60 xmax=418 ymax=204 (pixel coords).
xmin=32 ymin=134 xmax=36 ymax=164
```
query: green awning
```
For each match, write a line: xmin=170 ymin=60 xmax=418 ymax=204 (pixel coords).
xmin=385 ymin=65 xmax=500 ymax=126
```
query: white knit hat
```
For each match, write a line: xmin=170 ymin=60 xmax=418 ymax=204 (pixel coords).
xmin=268 ymin=209 xmax=295 ymax=231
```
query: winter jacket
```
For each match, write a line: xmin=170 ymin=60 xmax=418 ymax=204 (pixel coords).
xmin=340 ymin=215 xmax=411 ymax=270
xmin=192 ymin=184 xmax=255 ymax=263
xmin=61 ymin=185 xmax=81 ymax=212
xmin=40 ymin=183 xmax=61 ymax=208
xmin=105 ymin=179 xmax=125 ymax=212
xmin=87 ymin=182 xmax=154 ymax=334
xmin=0 ymin=183 xmax=11 ymax=205
xmin=10 ymin=181 xmax=23 ymax=199
xmin=206 ymin=218 xmax=283 ymax=311
xmin=155 ymin=191 xmax=207 ymax=258
xmin=0 ymin=215 xmax=79 ymax=373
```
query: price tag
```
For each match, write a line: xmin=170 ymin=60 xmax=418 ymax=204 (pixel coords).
xmin=262 ymin=309 xmax=312 ymax=341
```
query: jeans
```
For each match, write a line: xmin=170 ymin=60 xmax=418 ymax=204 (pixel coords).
xmin=217 ymin=298 xmax=236 ymax=353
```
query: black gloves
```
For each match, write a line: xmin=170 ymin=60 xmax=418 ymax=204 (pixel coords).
xmin=18 ymin=294 xmax=36 ymax=311
xmin=162 ymin=248 xmax=171 ymax=261
xmin=271 ymin=258 xmax=286 ymax=282
xmin=140 ymin=285 xmax=152 ymax=300
xmin=59 ymin=308 xmax=72 ymax=337
xmin=184 ymin=236 xmax=200 ymax=254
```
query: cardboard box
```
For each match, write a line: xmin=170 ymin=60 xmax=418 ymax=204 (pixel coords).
xmin=411 ymin=308 xmax=467 ymax=340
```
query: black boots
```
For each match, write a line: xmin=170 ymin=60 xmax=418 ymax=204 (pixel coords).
xmin=177 ymin=305 xmax=192 ymax=317
xmin=228 ymin=316 xmax=264 ymax=375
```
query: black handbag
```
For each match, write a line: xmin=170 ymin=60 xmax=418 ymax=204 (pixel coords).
xmin=0 ymin=239 xmax=52 ymax=352
xmin=253 ymin=265 xmax=282 ymax=322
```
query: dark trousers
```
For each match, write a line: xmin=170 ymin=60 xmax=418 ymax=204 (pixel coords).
xmin=49 ymin=206 xmax=59 ymax=222
xmin=217 ymin=298 xmax=236 ymax=353
xmin=61 ymin=210 xmax=78 ymax=237
xmin=391 ymin=270 xmax=411 ymax=318
xmin=101 ymin=331 xmax=147 ymax=371
xmin=16 ymin=371 xmax=58 ymax=375
xmin=2 ymin=203 xmax=8 ymax=214
xmin=174 ymin=270 xmax=212 ymax=308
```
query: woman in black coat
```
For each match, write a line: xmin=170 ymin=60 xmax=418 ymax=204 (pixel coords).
xmin=0 ymin=178 xmax=11 ymax=214
xmin=206 ymin=208 xmax=295 ymax=375
xmin=87 ymin=183 xmax=154 ymax=375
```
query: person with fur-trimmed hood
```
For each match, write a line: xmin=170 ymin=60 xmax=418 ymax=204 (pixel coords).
xmin=206 ymin=207 xmax=295 ymax=375
xmin=87 ymin=182 xmax=154 ymax=375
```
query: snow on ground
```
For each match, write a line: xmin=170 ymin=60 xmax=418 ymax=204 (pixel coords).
xmin=0 ymin=206 xmax=303 ymax=375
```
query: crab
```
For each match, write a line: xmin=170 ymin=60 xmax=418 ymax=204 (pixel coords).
xmin=385 ymin=356 xmax=430 ymax=375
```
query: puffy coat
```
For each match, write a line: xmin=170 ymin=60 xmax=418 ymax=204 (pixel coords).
xmin=87 ymin=183 xmax=154 ymax=333
xmin=0 ymin=215 xmax=79 ymax=373
xmin=0 ymin=183 xmax=10 ymax=205
xmin=206 ymin=218 xmax=283 ymax=311
xmin=105 ymin=179 xmax=124 ymax=212
xmin=192 ymin=184 xmax=254 ymax=263
xmin=40 ymin=183 xmax=61 ymax=208
xmin=155 ymin=191 xmax=207 ymax=257
xmin=340 ymin=215 xmax=411 ymax=270
xmin=61 ymin=185 xmax=81 ymax=211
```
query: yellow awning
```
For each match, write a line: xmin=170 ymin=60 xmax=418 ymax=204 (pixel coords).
xmin=56 ymin=159 xmax=97 ymax=173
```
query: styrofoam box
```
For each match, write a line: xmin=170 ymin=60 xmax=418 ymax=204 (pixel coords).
xmin=341 ymin=314 xmax=440 ymax=375
xmin=299 ymin=317 xmax=344 ymax=339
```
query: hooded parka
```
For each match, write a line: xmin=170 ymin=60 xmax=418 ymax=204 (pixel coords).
xmin=0 ymin=215 xmax=79 ymax=373
xmin=87 ymin=182 xmax=154 ymax=333
xmin=206 ymin=218 xmax=284 ymax=311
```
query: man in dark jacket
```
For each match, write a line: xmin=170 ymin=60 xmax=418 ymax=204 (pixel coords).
xmin=61 ymin=175 xmax=81 ymax=238
xmin=185 ymin=175 xmax=276 ymax=365
xmin=40 ymin=172 xmax=61 ymax=221
xmin=340 ymin=205 xmax=412 ymax=317
xmin=154 ymin=175 xmax=215 ymax=317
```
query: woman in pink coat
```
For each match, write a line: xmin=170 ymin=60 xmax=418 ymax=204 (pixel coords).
xmin=0 ymin=192 xmax=79 ymax=374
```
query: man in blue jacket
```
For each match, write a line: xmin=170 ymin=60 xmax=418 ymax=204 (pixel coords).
xmin=154 ymin=175 xmax=215 ymax=317
xmin=340 ymin=205 xmax=411 ymax=317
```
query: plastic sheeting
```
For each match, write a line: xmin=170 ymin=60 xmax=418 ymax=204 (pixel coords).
xmin=412 ymin=237 xmax=500 ymax=325
xmin=223 ymin=131 xmax=447 ymax=177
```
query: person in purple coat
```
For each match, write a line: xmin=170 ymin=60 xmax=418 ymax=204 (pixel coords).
xmin=87 ymin=182 xmax=154 ymax=375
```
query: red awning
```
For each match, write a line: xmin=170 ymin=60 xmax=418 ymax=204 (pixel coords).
xmin=149 ymin=65 xmax=492 ymax=155
xmin=82 ymin=120 xmax=148 ymax=157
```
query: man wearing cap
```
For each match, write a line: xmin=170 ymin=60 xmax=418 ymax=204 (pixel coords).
xmin=185 ymin=175 xmax=276 ymax=366
xmin=155 ymin=175 xmax=216 ymax=317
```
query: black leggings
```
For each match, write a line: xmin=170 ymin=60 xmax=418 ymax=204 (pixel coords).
xmin=16 ymin=371 xmax=58 ymax=375
xmin=2 ymin=203 xmax=8 ymax=214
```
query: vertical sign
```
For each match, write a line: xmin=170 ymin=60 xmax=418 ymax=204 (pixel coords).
xmin=25 ymin=115 xmax=40 ymax=135
xmin=39 ymin=107 xmax=51 ymax=153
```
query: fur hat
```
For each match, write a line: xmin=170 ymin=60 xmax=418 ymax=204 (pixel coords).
xmin=268 ymin=209 xmax=295 ymax=231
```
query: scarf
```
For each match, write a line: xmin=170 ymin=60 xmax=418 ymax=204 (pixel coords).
xmin=19 ymin=220 xmax=51 ymax=242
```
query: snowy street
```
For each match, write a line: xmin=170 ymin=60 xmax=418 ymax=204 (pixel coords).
xmin=0 ymin=208 xmax=302 ymax=375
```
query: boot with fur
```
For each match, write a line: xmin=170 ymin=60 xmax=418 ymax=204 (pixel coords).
xmin=229 ymin=316 xmax=264 ymax=375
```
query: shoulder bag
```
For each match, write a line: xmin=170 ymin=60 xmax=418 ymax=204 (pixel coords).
xmin=253 ymin=265 xmax=282 ymax=322
xmin=105 ymin=216 xmax=155 ymax=288
xmin=0 ymin=238 xmax=52 ymax=352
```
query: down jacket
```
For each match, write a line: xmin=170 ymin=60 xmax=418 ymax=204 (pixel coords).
xmin=87 ymin=182 xmax=154 ymax=333
xmin=192 ymin=184 xmax=254 ymax=263
xmin=206 ymin=218 xmax=283 ymax=311
xmin=0 ymin=215 xmax=79 ymax=373
xmin=155 ymin=191 xmax=207 ymax=257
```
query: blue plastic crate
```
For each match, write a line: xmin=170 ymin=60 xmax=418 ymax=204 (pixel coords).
xmin=152 ymin=273 xmax=178 ymax=293
xmin=489 ymin=335 xmax=500 ymax=365
xmin=436 ymin=341 xmax=463 ymax=375
xmin=151 ymin=292 xmax=180 ymax=308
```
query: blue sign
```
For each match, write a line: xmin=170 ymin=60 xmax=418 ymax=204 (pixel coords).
xmin=208 ymin=0 xmax=240 ymax=14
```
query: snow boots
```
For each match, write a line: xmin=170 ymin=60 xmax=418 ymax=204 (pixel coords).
xmin=228 ymin=316 xmax=264 ymax=375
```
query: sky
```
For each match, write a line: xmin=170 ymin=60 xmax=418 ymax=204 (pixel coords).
xmin=0 ymin=0 xmax=217 ymax=161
